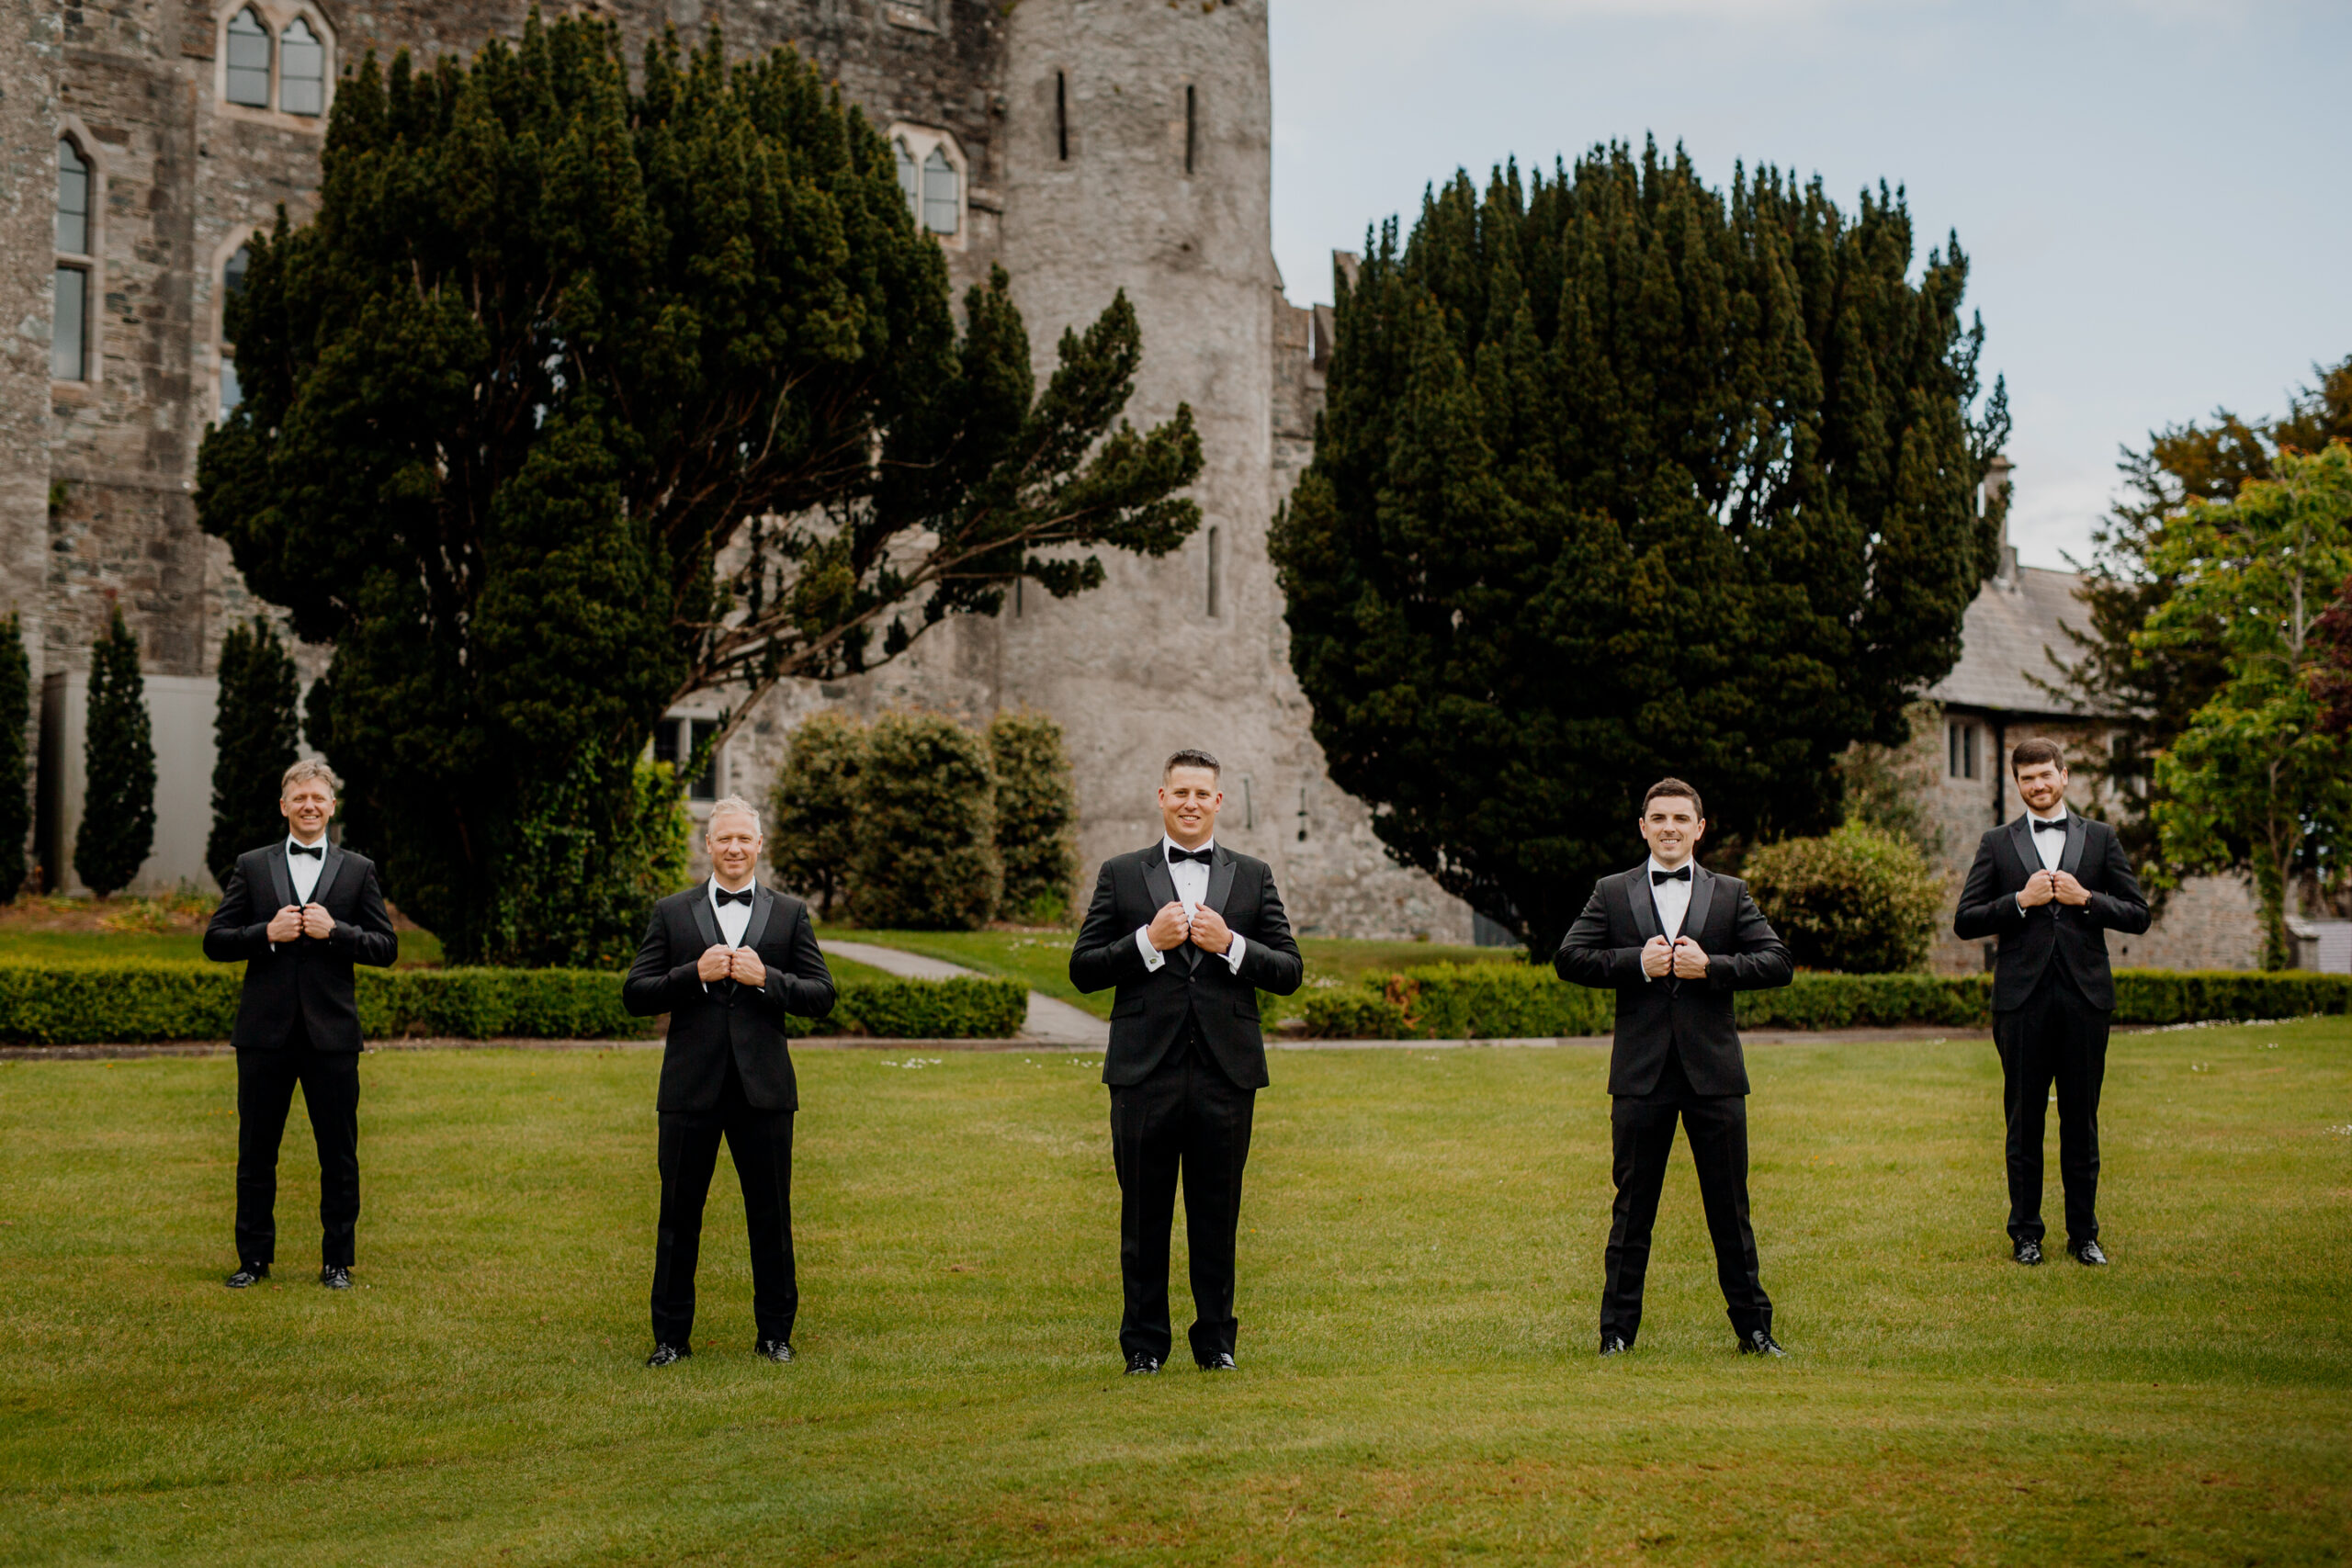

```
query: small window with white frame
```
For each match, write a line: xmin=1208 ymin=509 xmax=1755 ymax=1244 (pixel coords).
xmin=888 ymin=124 xmax=966 ymax=245
xmin=1947 ymin=719 xmax=1980 ymax=781
xmin=215 ymin=3 xmax=334 ymax=129
xmin=52 ymin=135 xmax=97 ymax=383
xmin=652 ymin=714 xmax=723 ymax=802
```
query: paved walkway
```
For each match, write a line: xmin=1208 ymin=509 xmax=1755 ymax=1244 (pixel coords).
xmin=822 ymin=939 xmax=1110 ymax=1046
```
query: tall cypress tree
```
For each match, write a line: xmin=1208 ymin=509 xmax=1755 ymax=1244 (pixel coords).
xmin=208 ymin=616 xmax=301 ymax=886
xmin=0 ymin=613 xmax=30 ymax=899
xmin=1271 ymin=142 xmax=2010 ymax=954
xmin=76 ymin=605 xmax=158 ymax=897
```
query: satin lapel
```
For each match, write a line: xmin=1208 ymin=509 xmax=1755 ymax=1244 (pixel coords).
xmin=688 ymin=886 xmax=721 ymax=952
xmin=1141 ymin=845 xmax=1180 ymax=915
xmin=1204 ymin=846 xmax=1238 ymax=917
xmin=2004 ymin=816 xmax=2036 ymax=885
xmin=2059 ymin=816 xmax=2089 ymax=878
xmin=315 ymin=842 xmax=348 ymax=907
xmin=263 ymin=846 xmax=293 ymax=911
xmin=1684 ymin=864 xmax=1717 ymax=942
xmin=1625 ymin=866 xmax=1663 ymax=944
xmin=739 ymin=886 xmax=775 ymax=953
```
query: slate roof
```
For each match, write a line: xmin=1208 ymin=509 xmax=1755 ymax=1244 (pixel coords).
xmin=1926 ymin=565 xmax=2098 ymax=717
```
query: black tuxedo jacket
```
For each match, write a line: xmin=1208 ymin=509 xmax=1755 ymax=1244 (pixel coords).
xmin=203 ymin=841 xmax=400 ymax=1052
xmin=623 ymin=884 xmax=835 ymax=1113
xmin=1555 ymin=863 xmax=1793 ymax=1098
xmin=1069 ymin=842 xmax=1305 ymax=1090
xmin=1952 ymin=814 xmax=2150 ymax=1012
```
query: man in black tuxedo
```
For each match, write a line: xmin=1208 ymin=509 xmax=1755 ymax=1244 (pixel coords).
xmin=624 ymin=795 xmax=834 ymax=1367
xmin=203 ymin=760 xmax=400 ymax=1290
xmin=1953 ymin=737 xmax=2150 ymax=1267
xmin=1556 ymin=778 xmax=1793 ymax=1358
xmin=1069 ymin=749 xmax=1304 ymax=1375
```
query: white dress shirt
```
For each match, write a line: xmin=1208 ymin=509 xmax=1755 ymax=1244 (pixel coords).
xmin=286 ymin=833 xmax=327 ymax=905
xmin=1645 ymin=854 xmax=1693 ymax=941
xmin=1136 ymin=837 xmax=1250 ymax=975
xmin=704 ymin=876 xmax=757 ymax=991
xmin=2018 ymin=807 xmax=2069 ymax=912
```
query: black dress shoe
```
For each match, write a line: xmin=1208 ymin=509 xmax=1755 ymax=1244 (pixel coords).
xmin=753 ymin=1339 xmax=795 ymax=1363
xmin=2014 ymin=1238 xmax=2044 ymax=1266
xmin=1123 ymin=1353 xmax=1161 ymax=1376
xmin=319 ymin=1265 xmax=352 ymax=1290
xmin=2068 ymin=1238 xmax=2109 ymax=1266
xmin=1738 ymin=1329 xmax=1787 ymax=1358
xmin=1198 ymin=1352 xmax=1237 ymax=1371
xmin=1599 ymin=1334 xmax=1631 ymax=1358
xmin=225 ymin=1263 xmax=268 ymax=1289
xmin=645 ymin=1343 xmax=691 ymax=1368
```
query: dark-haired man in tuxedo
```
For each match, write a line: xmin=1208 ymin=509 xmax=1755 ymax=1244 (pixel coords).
xmin=204 ymin=759 xmax=400 ymax=1291
xmin=1069 ymin=749 xmax=1304 ymax=1375
xmin=625 ymin=795 xmax=834 ymax=1368
xmin=1556 ymin=778 xmax=1793 ymax=1358
xmin=1954 ymin=738 xmax=2149 ymax=1267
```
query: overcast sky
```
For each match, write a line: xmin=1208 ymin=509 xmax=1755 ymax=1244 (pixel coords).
xmin=1267 ymin=0 xmax=2352 ymax=570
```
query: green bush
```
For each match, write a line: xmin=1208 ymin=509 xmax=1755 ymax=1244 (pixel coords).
xmin=1737 ymin=973 xmax=1991 ymax=1030
xmin=0 ymin=963 xmax=1030 ymax=1044
xmin=849 ymin=711 xmax=1002 ymax=931
xmin=480 ymin=751 xmax=693 ymax=971
xmin=76 ymin=605 xmax=156 ymax=897
xmin=770 ymin=712 xmax=865 ymax=922
xmin=1297 ymin=964 xmax=1611 ymax=1040
xmin=987 ymin=708 xmax=1080 ymax=925
xmin=207 ymin=616 xmax=300 ymax=887
xmin=1745 ymin=823 xmax=1945 ymax=974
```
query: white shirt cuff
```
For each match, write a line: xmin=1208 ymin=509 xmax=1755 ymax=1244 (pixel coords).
xmin=1224 ymin=931 xmax=1248 ymax=974
xmin=1136 ymin=925 xmax=1165 ymax=972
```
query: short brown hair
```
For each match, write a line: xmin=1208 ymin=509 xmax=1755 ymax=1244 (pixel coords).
xmin=281 ymin=759 xmax=339 ymax=797
xmin=1162 ymin=748 xmax=1221 ymax=781
xmin=2009 ymin=738 xmax=2066 ymax=774
xmin=1642 ymin=777 xmax=1703 ymax=818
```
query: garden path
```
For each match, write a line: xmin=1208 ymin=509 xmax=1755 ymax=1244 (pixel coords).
xmin=820 ymin=939 xmax=1110 ymax=1046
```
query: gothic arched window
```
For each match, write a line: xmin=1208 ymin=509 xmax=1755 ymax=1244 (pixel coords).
xmin=53 ymin=139 xmax=93 ymax=381
xmin=278 ymin=17 xmax=324 ymax=116
xmin=225 ymin=9 xmax=271 ymax=107
xmin=921 ymin=148 xmax=958 ymax=235
xmin=895 ymin=140 xmax=919 ymax=215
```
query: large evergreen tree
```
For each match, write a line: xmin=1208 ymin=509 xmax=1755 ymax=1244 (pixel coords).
xmin=208 ymin=616 xmax=301 ymax=886
xmin=196 ymin=16 xmax=1202 ymax=962
xmin=76 ymin=606 xmax=157 ymax=897
xmin=1271 ymin=143 xmax=2008 ymax=953
xmin=0 ymin=614 xmax=29 ymax=899
xmin=986 ymin=707 xmax=1079 ymax=923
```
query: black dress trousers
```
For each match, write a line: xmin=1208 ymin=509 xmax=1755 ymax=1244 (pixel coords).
xmin=1109 ymin=1022 xmax=1256 ymax=1365
xmin=650 ymin=1055 xmax=797 ymax=1348
xmin=1993 ymin=961 xmax=2109 ymax=1247
xmin=1600 ymin=1046 xmax=1771 ymax=1346
xmin=233 ymin=1016 xmax=362 ymax=1269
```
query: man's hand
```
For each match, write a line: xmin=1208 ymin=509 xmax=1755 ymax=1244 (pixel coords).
xmin=266 ymin=905 xmax=303 ymax=943
xmin=1147 ymin=902 xmax=1192 ymax=952
xmin=1188 ymin=906 xmax=1234 ymax=956
xmin=1641 ymin=935 xmax=1674 ymax=978
xmin=728 ymin=947 xmax=766 ymax=988
xmin=300 ymin=903 xmax=334 ymax=941
xmin=2018 ymin=870 xmax=2057 ymax=908
xmin=1670 ymin=935 xmax=1710 ymax=979
xmin=2051 ymin=870 xmax=2092 ymax=907
xmin=696 ymin=944 xmax=734 ymax=983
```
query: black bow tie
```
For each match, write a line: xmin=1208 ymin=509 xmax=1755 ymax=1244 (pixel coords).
xmin=714 ymin=886 xmax=754 ymax=907
xmin=2032 ymin=818 xmax=2068 ymax=833
xmin=1651 ymin=865 xmax=1690 ymax=885
xmin=288 ymin=842 xmax=322 ymax=860
xmin=1168 ymin=845 xmax=1215 ymax=866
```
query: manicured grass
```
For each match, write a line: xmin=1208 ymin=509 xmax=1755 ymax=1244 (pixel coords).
xmin=2 ymin=1022 xmax=2346 ymax=1562
xmin=820 ymin=926 xmax=1522 ymax=1020
xmin=0 ymin=927 xmax=448 ymax=967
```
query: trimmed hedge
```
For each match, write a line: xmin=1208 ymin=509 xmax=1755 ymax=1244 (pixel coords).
xmin=0 ymin=962 xmax=1029 ymax=1045
xmin=1296 ymin=964 xmax=2352 ymax=1040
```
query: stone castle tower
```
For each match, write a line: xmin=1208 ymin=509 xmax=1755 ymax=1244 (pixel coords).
xmin=1 ymin=0 xmax=1474 ymax=939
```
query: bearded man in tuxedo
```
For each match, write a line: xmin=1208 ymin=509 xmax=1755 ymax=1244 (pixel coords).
xmin=1953 ymin=738 xmax=2149 ymax=1267
xmin=203 ymin=760 xmax=400 ymax=1291
xmin=1555 ymin=777 xmax=1794 ymax=1358
xmin=624 ymin=796 xmax=835 ymax=1368
xmin=1069 ymin=750 xmax=1304 ymax=1375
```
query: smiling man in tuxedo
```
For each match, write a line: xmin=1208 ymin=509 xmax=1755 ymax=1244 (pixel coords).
xmin=203 ymin=760 xmax=399 ymax=1291
xmin=625 ymin=796 xmax=834 ymax=1368
xmin=1953 ymin=738 xmax=2149 ymax=1268
xmin=1555 ymin=778 xmax=1794 ymax=1358
xmin=1069 ymin=750 xmax=1304 ymax=1375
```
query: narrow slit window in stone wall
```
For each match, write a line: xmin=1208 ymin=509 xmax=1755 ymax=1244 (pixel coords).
xmin=921 ymin=149 xmax=958 ymax=235
xmin=220 ymin=244 xmax=251 ymax=414
xmin=1184 ymin=85 xmax=1197 ymax=175
xmin=1205 ymin=525 xmax=1220 ymax=617
xmin=225 ymin=9 xmax=272 ymax=107
xmin=1056 ymin=71 xmax=1069 ymax=161
xmin=279 ymin=17 xmax=324 ymax=116
xmin=53 ymin=140 xmax=91 ymax=381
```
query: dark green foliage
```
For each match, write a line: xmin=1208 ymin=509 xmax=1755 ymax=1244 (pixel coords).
xmin=480 ymin=752 xmax=692 ymax=970
xmin=1744 ymin=822 xmax=1944 ymax=973
xmin=849 ymin=711 xmax=1001 ymax=931
xmin=770 ymin=711 xmax=865 ymax=919
xmin=207 ymin=617 xmax=300 ymax=886
xmin=1835 ymin=702 xmax=1943 ymax=860
xmin=2317 ymin=569 xmax=2352 ymax=737
xmin=0 ymin=959 xmax=1023 ymax=1043
xmin=196 ymin=16 xmax=1200 ymax=963
xmin=986 ymin=707 xmax=1079 ymax=924
xmin=75 ymin=606 xmax=157 ymax=897
xmin=0 ymin=614 xmax=29 ymax=899
xmin=1296 ymin=962 xmax=1612 ymax=1040
xmin=1269 ymin=142 xmax=2008 ymax=955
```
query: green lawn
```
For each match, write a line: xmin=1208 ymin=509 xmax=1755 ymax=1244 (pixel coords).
xmin=1 ymin=1023 xmax=2346 ymax=1562
xmin=819 ymin=926 xmax=1522 ymax=1019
